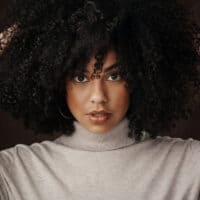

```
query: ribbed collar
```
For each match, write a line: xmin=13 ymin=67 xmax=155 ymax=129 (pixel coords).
xmin=55 ymin=118 xmax=135 ymax=152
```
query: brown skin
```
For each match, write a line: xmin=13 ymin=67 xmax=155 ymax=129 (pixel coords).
xmin=66 ymin=50 xmax=130 ymax=134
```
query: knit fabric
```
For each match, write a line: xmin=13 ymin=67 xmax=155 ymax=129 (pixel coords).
xmin=0 ymin=118 xmax=200 ymax=200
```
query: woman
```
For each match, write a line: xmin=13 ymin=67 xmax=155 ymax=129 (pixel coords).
xmin=0 ymin=0 xmax=200 ymax=199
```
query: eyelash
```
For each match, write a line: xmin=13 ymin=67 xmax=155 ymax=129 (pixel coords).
xmin=73 ymin=73 xmax=122 ymax=83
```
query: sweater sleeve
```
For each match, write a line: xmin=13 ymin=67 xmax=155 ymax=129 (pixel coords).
xmin=189 ymin=139 xmax=200 ymax=199
xmin=0 ymin=149 xmax=15 ymax=200
xmin=0 ymin=166 xmax=9 ymax=200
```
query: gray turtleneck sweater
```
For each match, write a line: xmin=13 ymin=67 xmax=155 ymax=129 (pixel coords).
xmin=0 ymin=118 xmax=200 ymax=200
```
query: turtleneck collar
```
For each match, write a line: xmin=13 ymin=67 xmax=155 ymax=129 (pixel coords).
xmin=55 ymin=118 xmax=136 ymax=152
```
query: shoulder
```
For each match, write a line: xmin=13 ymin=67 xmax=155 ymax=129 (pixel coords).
xmin=135 ymin=136 xmax=200 ymax=179
xmin=153 ymin=136 xmax=200 ymax=150
xmin=0 ymin=140 xmax=61 ymax=196
xmin=139 ymin=135 xmax=200 ymax=151
xmin=0 ymin=139 xmax=68 ymax=199
xmin=150 ymin=136 xmax=200 ymax=166
xmin=0 ymin=140 xmax=59 ymax=172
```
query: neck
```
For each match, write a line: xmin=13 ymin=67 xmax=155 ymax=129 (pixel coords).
xmin=56 ymin=118 xmax=135 ymax=151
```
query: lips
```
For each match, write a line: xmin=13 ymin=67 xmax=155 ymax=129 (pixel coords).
xmin=86 ymin=110 xmax=112 ymax=124
xmin=87 ymin=110 xmax=112 ymax=116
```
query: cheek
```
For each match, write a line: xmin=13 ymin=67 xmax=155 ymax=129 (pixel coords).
xmin=110 ymin=84 xmax=130 ymax=109
xmin=66 ymin=85 xmax=87 ymax=110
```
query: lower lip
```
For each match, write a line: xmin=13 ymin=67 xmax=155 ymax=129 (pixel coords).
xmin=88 ymin=114 xmax=111 ymax=124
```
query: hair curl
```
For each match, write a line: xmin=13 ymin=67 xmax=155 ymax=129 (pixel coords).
xmin=0 ymin=0 xmax=199 ymax=141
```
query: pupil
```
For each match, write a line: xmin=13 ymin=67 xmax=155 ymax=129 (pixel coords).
xmin=78 ymin=75 xmax=84 ymax=81
xmin=111 ymin=73 xmax=118 ymax=79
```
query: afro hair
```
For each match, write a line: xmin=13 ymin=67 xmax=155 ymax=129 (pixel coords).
xmin=0 ymin=0 xmax=199 ymax=141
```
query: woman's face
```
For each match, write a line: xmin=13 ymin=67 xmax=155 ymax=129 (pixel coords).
xmin=66 ymin=50 xmax=130 ymax=134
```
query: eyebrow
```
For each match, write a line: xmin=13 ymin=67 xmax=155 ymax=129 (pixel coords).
xmin=104 ymin=63 xmax=120 ymax=73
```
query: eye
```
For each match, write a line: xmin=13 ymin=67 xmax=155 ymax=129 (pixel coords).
xmin=107 ymin=73 xmax=122 ymax=81
xmin=73 ymin=74 xmax=88 ymax=83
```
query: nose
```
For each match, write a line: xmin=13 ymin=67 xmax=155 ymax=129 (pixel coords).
xmin=90 ymin=80 xmax=108 ymax=104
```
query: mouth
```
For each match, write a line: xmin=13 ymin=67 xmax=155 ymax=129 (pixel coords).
xmin=86 ymin=110 xmax=112 ymax=124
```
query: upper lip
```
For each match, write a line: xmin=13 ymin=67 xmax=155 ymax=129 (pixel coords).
xmin=87 ymin=110 xmax=112 ymax=115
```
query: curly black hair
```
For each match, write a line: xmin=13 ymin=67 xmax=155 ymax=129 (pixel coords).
xmin=0 ymin=0 xmax=199 ymax=141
